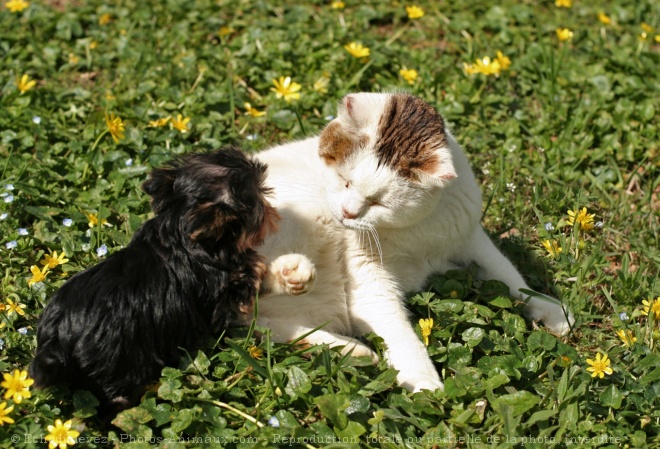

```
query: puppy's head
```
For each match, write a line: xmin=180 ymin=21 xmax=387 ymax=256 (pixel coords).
xmin=142 ymin=147 xmax=279 ymax=250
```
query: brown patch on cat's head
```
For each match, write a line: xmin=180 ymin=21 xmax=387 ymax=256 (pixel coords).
xmin=375 ymin=94 xmax=448 ymax=181
xmin=319 ymin=121 xmax=368 ymax=166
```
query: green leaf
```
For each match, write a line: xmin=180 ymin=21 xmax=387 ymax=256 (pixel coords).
xmin=491 ymin=391 xmax=540 ymax=417
xmin=430 ymin=299 xmax=464 ymax=313
xmin=72 ymin=390 xmax=99 ymax=418
xmin=285 ymin=365 xmax=312 ymax=398
xmin=526 ymin=409 xmax=557 ymax=426
xmin=188 ymin=350 xmax=211 ymax=375
xmin=112 ymin=407 xmax=154 ymax=438
xmin=315 ymin=393 xmax=350 ymax=430
xmin=335 ymin=420 xmax=366 ymax=440
xmin=170 ymin=408 xmax=196 ymax=433
xmin=462 ymin=327 xmax=486 ymax=347
xmin=487 ymin=295 xmax=513 ymax=308
xmin=600 ymin=385 xmax=623 ymax=409
xmin=527 ymin=331 xmax=557 ymax=351
xmin=158 ymin=378 xmax=184 ymax=403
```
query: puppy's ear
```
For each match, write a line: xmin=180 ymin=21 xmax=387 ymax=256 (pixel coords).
xmin=142 ymin=167 xmax=177 ymax=214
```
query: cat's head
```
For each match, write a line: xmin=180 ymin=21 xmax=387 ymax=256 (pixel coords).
xmin=319 ymin=93 xmax=456 ymax=230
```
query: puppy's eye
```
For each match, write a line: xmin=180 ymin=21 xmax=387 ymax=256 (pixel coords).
xmin=345 ymin=181 xmax=350 ymax=189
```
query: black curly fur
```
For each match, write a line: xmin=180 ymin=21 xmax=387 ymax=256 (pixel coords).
xmin=29 ymin=147 xmax=278 ymax=408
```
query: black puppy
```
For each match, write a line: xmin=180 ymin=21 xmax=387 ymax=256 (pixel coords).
xmin=29 ymin=148 xmax=278 ymax=408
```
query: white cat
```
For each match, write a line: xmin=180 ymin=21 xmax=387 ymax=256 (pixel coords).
xmin=256 ymin=93 xmax=573 ymax=392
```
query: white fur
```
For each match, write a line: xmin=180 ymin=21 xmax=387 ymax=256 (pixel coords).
xmin=255 ymin=93 xmax=574 ymax=393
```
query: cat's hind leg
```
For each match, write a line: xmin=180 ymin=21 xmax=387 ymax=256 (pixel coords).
xmin=465 ymin=227 xmax=574 ymax=336
xmin=259 ymin=316 xmax=378 ymax=363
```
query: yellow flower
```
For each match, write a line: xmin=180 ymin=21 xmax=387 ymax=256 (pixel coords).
xmin=68 ymin=53 xmax=79 ymax=65
xmin=399 ymin=67 xmax=418 ymax=85
xmin=89 ymin=40 xmax=98 ymax=50
xmin=1 ymin=370 xmax=34 ymax=403
xmin=344 ymin=42 xmax=370 ymax=59
xmin=98 ymin=13 xmax=112 ymax=25
xmin=105 ymin=113 xmax=125 ymax=143
xmin=6 ymin=0 xmax=29 ymax=13
xmin=474 ymin=56 xmax=501 ymax=76
xmin=331 ymin=1 xmax=345 ymax=9
xmin=642 ymin=297 xmax=660 ymax=319
xmin=615 ymin=329 xmax=637 ymax=347
xmin=419 ymin=318 xmax=434 ymax=346
xmin=4 ymin=298 xmax=26 ymax=317
xmin=638 ymin=32 xmax=648 ymax=42
xmin=271 ymin=76 xmax=302 ymax=103
xmin=248 ymin=345 xmax=263 ymax=359
xmin=641 ymin=23 xmax=654 ymax=34
xmin=28 ymin=265 xmax=49 ymax=287
xmin=495 ymin=51 xmax=511 ymax=71
xmin=555 ymin=0 xmax=572 ymax=8
xmin=15 ymin=74 xmax=36 ymax=94
xmin=85 ymin=212 xmax=110 ymax=228
xmin=556 ymin=28 xmax=574 ymax=42
xmin=171 ymin=114 xmax=191 ymax=133
xmin=585 ymin=353 xmax=613 ymax=378
xmin=218 ymin=26 xmax=234 ymax=37
xmin=566 ymin=207 xmax=595 ymax=231
xmin=463 ymin=62 xmax=477 ymax=75
xmin=148 ymin=116 xmax=171 ymax=128
xmin=406 ymin=5 xmax=425 ymax=19
xmin=541 ymin=239 xmax=562 ymax=258
xmin=313 ymin=76 xmax=330 ymax=94
xmin=656 ymin=35 xmax=660 ymax=43
xmin=45 ymin=419 xmax=80 ymax=449
xmin=598 ymin=12 xmax=611 ymax=25
xmin=105 ymin=91 xmax=115 ymax=101
xmin=41 ymin=250 xmax=69 ymax=269
xmin=0 ymin=402 xmax=14 ymax=426
xmin=244 ymin=102 xmax=266 ymax=117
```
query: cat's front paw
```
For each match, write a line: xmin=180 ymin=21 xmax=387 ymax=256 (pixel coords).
xmin=268 ymin=254 xmax=316 ymax=296
xmin=525 ymin=297 xmax=575 ymax=336
xmin=398 ymin=374 xmax=444 ymax=393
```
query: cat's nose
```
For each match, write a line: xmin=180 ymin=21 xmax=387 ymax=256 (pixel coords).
xmin=342 ymin=208 xmax=358 ymax=219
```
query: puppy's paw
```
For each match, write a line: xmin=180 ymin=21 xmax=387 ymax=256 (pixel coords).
xmin=268 ymin=254 xmax=316 ymax=296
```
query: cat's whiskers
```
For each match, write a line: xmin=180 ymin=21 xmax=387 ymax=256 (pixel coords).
xmin=366 ymin=224 xmax=384 ymax=267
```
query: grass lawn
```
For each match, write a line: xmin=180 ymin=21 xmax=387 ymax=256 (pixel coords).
xmin=1 ymin=0 xmax=659 ymax=447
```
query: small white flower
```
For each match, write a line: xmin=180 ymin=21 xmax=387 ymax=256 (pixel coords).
xmin=81 ymin=243 xmax=90 ymax=252
xmin=32 ymin=116 xmax=42 ymax=124
xmin=5 ymin=184 xmax=14 ymax=191
xmin=506 ymin=182 xmax=516 ymax=192
xmin=96 ymin=244 xmax=108 ymax=257
xmin=0 ymin=339 xmax=4 ymax=350
xmin=325 ymin=115 xmax=336 ymax=121
xmin=595 ymin=221 xmax=604 ymax=228
xmin=267 ymin=416 xmax=280 ymax=428
xmin=18 ymin=228 xmax=28 ymax=236
xmin=619 ymin=312 xmax=629 ymax=321
xmin=246 ymin=134 xmax=259 ymax=141
xmin=17 ymin=327 xmax=28 ymax=335
xmin=0 ymin=193 xmax=6 ymax=197
xmin=0 ymin=213 xmax=7 ymax=220
xmin=544 ymin=222 xmax=555 ymax=231
xmin=62 ymin=218 xmax=73 ymax=227
xmin=125 ymin=158 xmax=133 ymax=166
xmin=5 ymin=241 xmax=17 ymax=249
xmin=3 ymin=195 xmax=14 ymax=203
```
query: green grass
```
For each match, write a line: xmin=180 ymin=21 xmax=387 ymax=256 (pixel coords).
xmin=1 ymin=0 xmax=659 ymax=447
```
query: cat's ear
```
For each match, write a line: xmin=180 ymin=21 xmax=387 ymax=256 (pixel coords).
xmin=337 ymin=94 xmax=387 ymax=130
xmin=416 ymin=145 xmax=457 ymax=185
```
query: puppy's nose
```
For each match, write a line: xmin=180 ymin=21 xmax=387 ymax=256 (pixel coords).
xmin=342 ymin=208 xmax=358 ymax=219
